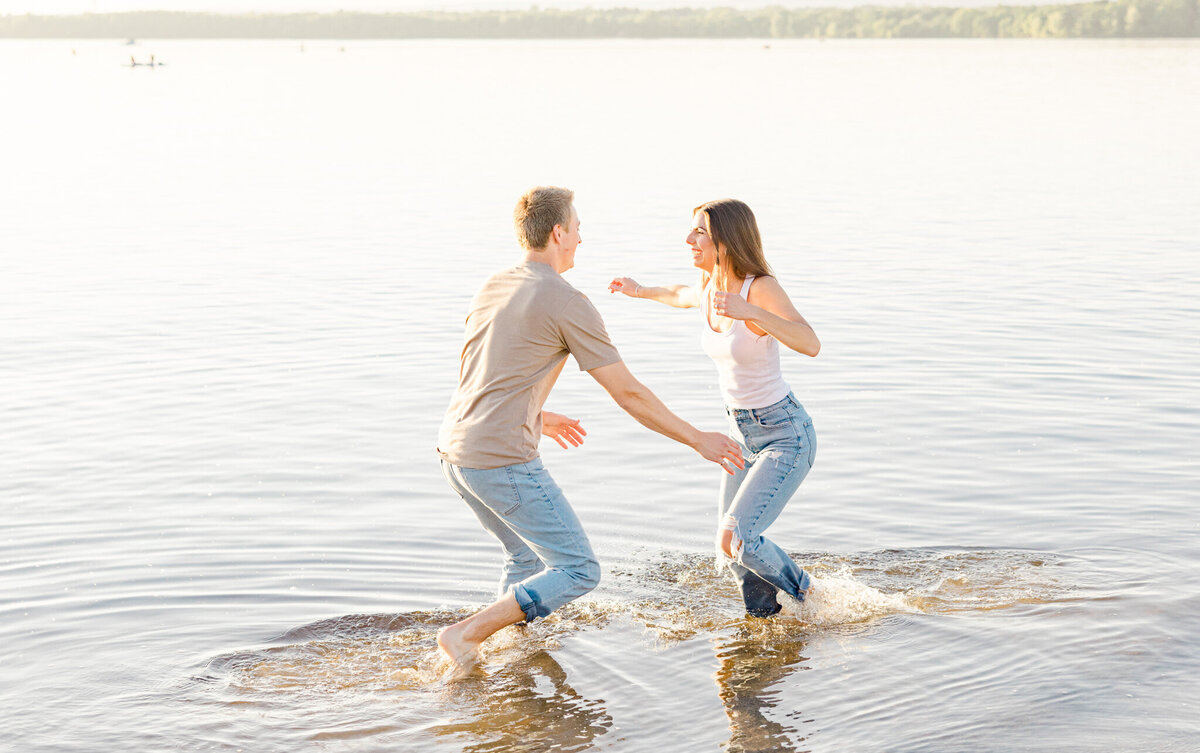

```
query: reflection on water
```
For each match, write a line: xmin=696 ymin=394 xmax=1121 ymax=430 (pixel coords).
xmin=432 ymin=649 xmax=613 ymax=753
xmin=192 ymin=548 xmax=1071 ymax=750
xmin=714 ymin=625 xmax=813 ymax=753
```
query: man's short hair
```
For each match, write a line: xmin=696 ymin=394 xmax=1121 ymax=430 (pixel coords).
xmin=514 ymin=186 xmax=574 ymax=251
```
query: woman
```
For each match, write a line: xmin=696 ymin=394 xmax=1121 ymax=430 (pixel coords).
xmin=608 ymin=199 xmax=821 ymax=617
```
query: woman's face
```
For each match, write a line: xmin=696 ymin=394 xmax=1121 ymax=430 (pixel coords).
xmin=686 ymin=211 xmax=719 ymax=272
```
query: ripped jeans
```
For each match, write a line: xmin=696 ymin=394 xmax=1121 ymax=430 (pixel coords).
xmin=718 ymin=392 xmax=816 ymax=616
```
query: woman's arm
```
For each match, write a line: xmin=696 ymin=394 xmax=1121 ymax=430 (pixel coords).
xmin=608 ymin=276 xmax=700 ymax=309
xmin=712 ymin=276 xmax=821 ymax=357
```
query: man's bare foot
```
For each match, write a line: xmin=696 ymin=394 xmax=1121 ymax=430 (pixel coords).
xmin=436 ymin=594 xmax=525 ymax=680
xmin=437 ymin=624 xmax=480 ymax=679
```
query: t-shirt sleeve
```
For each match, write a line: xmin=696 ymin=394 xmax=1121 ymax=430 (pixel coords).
xmin=558 ymin=293 xmax=622 ymax=372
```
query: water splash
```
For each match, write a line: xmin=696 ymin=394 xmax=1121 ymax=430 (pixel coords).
xmin=811 ymin=547 xmax=1075 ymax=613
xmin=783 ymin=569 xmax=916 ymax=627
xmin=203 ymin=610 xmax=463 ymax=694
xmin=198 ymin=547 xmax=1071 ymax=698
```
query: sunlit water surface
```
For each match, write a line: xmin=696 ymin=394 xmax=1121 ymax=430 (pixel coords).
xmin=2 ymin=38 xmax=1198 ymax=752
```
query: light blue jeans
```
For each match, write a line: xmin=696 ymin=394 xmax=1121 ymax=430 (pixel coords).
xmin=440 ymin=457 xmax=601 ymax=623
xmin=719 ymin=392 xmax=816 ymax=616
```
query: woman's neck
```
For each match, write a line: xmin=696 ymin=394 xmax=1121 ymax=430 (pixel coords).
xmin=712 ymin=265 xmax=744 ymax=292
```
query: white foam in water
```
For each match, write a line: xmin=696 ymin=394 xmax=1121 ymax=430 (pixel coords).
xmin=781 ymin=570 xmax=916 ymax=626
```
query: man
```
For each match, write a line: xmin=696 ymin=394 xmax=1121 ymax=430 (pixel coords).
xmin=436 ymin=186 xmax=744 ymax=672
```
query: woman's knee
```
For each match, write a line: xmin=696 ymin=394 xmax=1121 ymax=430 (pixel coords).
xmin=719 ymin=529 xmax=737 ymax=559
xmin=719 ymin=514 xmax=744 ymax=560
xmin=720 ymin=522 xmax=769 ymax=566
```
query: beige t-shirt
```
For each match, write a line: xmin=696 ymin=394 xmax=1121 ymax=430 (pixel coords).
xmin=437 ymin=261 xmax=622 ymax=469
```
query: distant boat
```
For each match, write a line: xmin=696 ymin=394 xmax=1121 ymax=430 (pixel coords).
xmin=124 ymin=38 xmax=136 ymax=46
xmin=126 ymin=55 xmax=166 ymax=68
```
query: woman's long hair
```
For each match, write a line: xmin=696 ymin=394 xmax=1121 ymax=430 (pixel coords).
xmin=694 ymin=199 xmax=773 ymax=291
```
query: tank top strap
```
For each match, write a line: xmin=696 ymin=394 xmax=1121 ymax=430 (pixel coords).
xmin=740 ymin=275 xmax=755 ymax=297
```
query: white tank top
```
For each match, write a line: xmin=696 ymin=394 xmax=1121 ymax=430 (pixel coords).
xmin=700 ymin=275 xmax=792 ymax=409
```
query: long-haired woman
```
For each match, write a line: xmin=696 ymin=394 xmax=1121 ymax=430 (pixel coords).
xmin=609 ymin=199 xmax=821 ymax=616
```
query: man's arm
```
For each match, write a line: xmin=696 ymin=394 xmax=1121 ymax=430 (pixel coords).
xmin=588 ymin=360 xmax=743 ymax=473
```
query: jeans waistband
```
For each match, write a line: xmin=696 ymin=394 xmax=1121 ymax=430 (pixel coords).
xmin=725 ymin=391 xmax=799 ymax=420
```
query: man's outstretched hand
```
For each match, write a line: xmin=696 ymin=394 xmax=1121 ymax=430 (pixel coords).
xmin=694 ymin=431 xmax=745 ymax=475
xmin=542 ymin=411 xmax=587 ymax=449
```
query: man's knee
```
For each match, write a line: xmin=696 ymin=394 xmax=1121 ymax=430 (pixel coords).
xmin=507 ymin=551 xmax=543 ymax=570
xmin=574 ymin=558 xmax=602 ymax=593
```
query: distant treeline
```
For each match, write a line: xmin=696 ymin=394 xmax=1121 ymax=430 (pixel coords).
xmin=2 ymin=1 xmax=1197 ymax=39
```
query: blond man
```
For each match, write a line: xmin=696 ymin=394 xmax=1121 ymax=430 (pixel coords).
xmin=436 ymin=187 xmax=743 ymax=671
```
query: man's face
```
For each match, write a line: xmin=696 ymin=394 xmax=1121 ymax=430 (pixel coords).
xmin=559 ymin=207 xmax=581 ymax=272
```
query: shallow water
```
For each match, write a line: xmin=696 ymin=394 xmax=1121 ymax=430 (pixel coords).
xmin=2 ymin=38 xmax=1198 ymax=751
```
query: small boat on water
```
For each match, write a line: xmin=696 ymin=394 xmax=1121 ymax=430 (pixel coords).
xmin=126 ymin=55 xmax=166 ymax=67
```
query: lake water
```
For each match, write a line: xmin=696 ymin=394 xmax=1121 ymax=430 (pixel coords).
xmin=2 ymin=37 xmax=1198 ymax=752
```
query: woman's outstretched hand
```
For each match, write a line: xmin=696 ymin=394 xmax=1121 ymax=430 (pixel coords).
xmin=608 ymin=277 xmax=641 ymax=297
xmin=542 ymin=411 xmax=587 ymax=449
xmin=712 ymin=291 xmax=757 ymax=321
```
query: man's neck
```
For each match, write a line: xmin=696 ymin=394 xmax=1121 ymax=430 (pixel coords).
xmin=522 ymin=249 xmax=563 ymax=274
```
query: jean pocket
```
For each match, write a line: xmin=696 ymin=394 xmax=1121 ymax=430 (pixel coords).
xmin=498 ymin=467 xmax=523 ymax=514
xmin=462 ymin=465 xmax=523 ymax=516
xmin=757 ymin=407 xmax=796 ymax=429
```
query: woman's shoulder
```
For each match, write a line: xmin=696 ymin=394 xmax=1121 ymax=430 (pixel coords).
xmin=747 ymin=274 xmax=784 ymax=298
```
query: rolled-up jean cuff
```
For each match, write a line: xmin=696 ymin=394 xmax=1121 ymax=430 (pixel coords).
xmin=510 ymin=583 xmax=552 ymax=623
xmin=797 ymin=569 xmax=812 ymax=598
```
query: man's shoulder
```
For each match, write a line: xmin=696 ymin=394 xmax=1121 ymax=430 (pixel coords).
xmin=469 ymin=264 xmax=584 ymax=322
xmin=473 ymin=264 xmax=536 ymax=302
xmin=544 ymin=274 xmax=588 ymax=306
xmin=510 ymin=265 xmax=584 ymax=302
xmin=479 ymin=262 xmax=571 ymax=290
xmin=478 ymin=263 xmax=527 ymax=288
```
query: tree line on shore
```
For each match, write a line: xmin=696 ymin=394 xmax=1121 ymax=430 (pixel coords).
xmin=2 ymin=0 xmax=1196 ymax=39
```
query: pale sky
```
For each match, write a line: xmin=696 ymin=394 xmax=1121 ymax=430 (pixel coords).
xmin=0 ymin=0 xmax=1015 ymax=13
xmin=4 ymin=0 xmax=822 ymax=12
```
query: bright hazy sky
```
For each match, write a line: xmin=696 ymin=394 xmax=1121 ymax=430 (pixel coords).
xmin=0 ymin=0 xmax=1018 ymax=13
xmin=3 ymin=0 xmax=838 ymax=12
